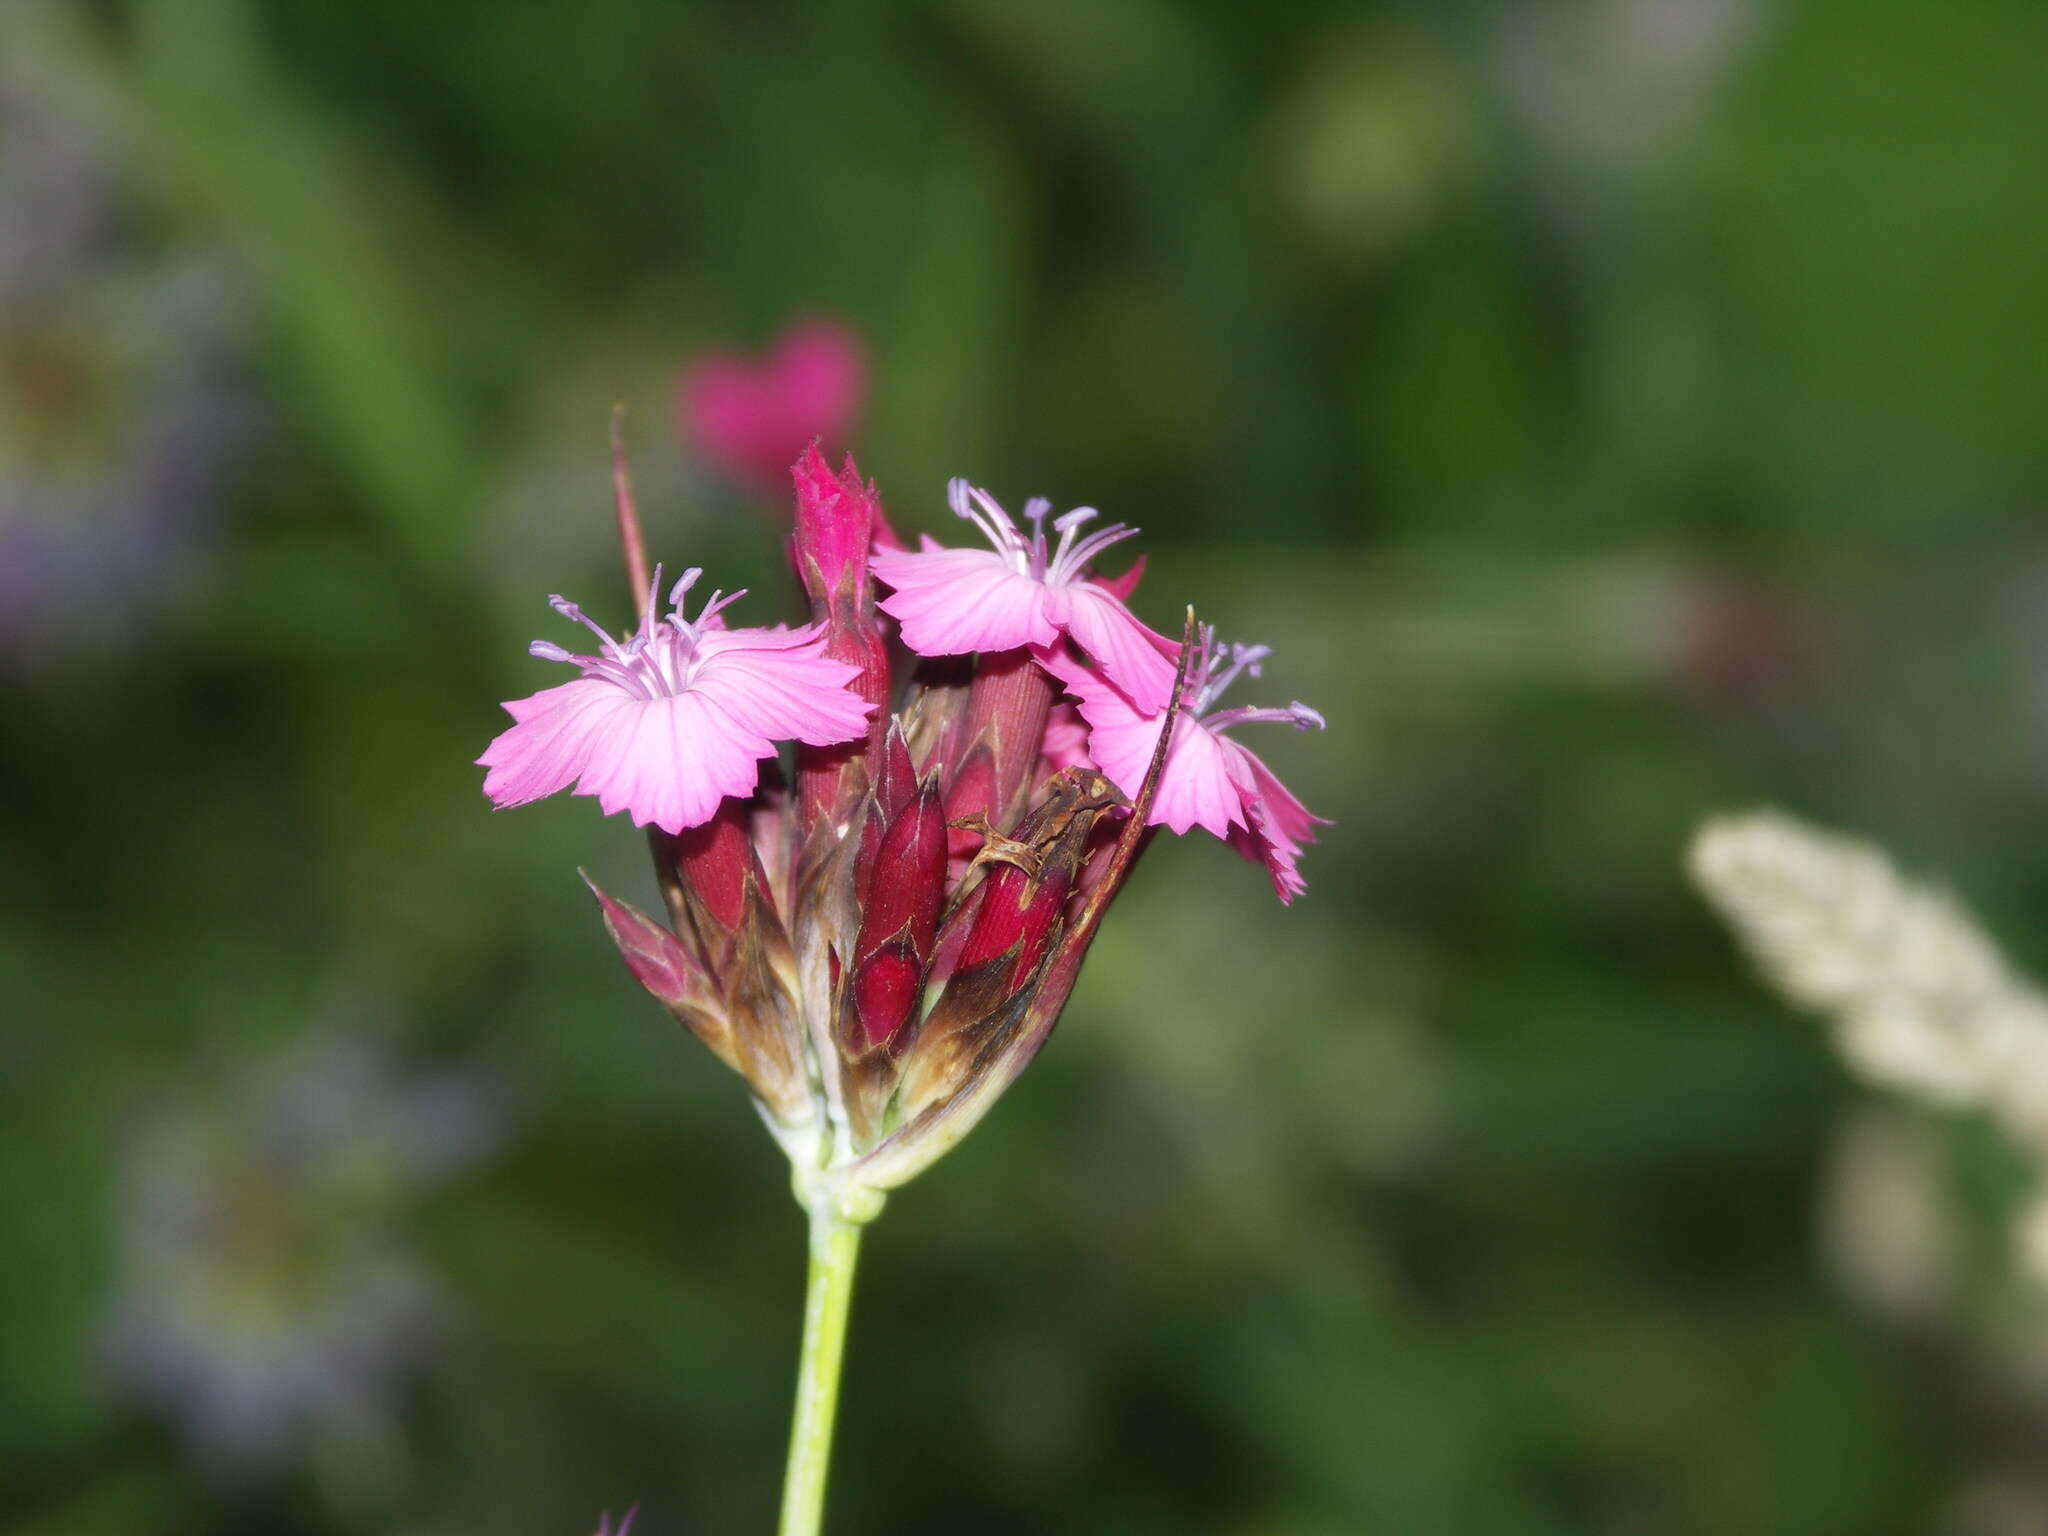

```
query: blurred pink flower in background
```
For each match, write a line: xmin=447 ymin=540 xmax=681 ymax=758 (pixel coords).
xmin=675 ymin=318 xmax=866 ymax=494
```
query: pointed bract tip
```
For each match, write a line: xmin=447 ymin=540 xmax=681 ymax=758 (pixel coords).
xmin=791 ymin=441 xmax=877 ymax=602
xmin=581 ymin=870 xmax=700 ymax=1006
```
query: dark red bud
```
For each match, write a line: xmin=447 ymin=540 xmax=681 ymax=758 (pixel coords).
xmin=674 ymin=798 xmax=753 ymax=935
xmin=875 ymin=721 xmax=917 ymax=822
xmin=845 ymin=776 xmax=948 ymax=1047
xmin=855 ymin=721 xmax=919 ymax=902
xmin=941 ymin=748 xmax=999 ymax=862
xmin=954 ymin=858 xmax=1072 ymax=987
xmin=852 ymin=942 xmax=924 ymax=1049
xmin=940 ymin=649 xmax=1055 ymax=849
xmin=859 ymin=778 xmax=947 ymax=956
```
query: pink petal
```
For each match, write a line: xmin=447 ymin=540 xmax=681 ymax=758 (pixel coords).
xmin=576 ymin=690 xmax=766 ymax=833
xmin=1040 ymin=702 xmax=1094 ymax=773
xmin=479 ymin=678 xmax=636 ymax=810
xmin=1226 ymin=820 xmax=1309 ymax=904
xmin=1149 ymin=723 xmax=1251 ymax=838
xmin=872 ymin=547 xmax=1058 ymax=658
xmin=1049 ymin=582 xmax=1180 ymax=713
xmin=1233 ymin=744 xmax=1330 ymax=850
xmin=1220 ymin=745 xmax=1326 ymax=904
xmin=688 ymin=627 xmax=875 ymax=746
xmin=1037 ymin=649 xmax=1247 ymax=838
xmin=1090 ymin=554 xmax=1146 ymax=603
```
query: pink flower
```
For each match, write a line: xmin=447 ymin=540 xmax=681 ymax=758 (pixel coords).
xmin=676 ymin=319 xmax=866 ymax=493
xmin=871 ymin=479 xmax=1179 ymax=711
xmin=1039 ymin=630 xmax=1329 ymax=902
xmin=478 ymin=569 xmax=873 ymax=834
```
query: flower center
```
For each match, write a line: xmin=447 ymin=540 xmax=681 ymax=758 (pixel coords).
xmin=947 ymin=478 xmax=1142 ymax=587
xmin=527 ymin=566 xmax=746 ymax=700
xmin=1188 ymin=625 xmax=1325 ymax=735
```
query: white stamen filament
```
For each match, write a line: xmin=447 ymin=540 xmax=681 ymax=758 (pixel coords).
xmin=528 ymin=572 xmax=753 ymax=702
xmin=1188 ymin=626 xmax=1324 ymax=736
xmin=949 ymin=478 xmax=1143 ymax=587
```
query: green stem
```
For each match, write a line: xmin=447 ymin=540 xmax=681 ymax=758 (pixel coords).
xmin=777 ymin=1207 xmax=864 ymax=1536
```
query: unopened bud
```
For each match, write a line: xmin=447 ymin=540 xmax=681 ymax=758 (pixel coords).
xmin=673 ymin=798 xmax=754 ymax=939
xmin=791 ymin=443 xmax=876 ymax=608
xmin=939 ymin=649 xmax=1054 ymax=858
xmin=792 ymin=446 xmax=892 ymax=841
xmin=845 ymin=775 xmax=948 ymax=1050
xmin=893 ymin=771 xmax=1123 ymax=1119
xmin=855 ymin=723 xmax=918 ymax=902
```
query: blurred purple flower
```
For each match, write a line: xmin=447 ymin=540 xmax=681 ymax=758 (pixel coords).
xmin=102 ymin=1038 xmax=504 ymax=1475
xmin=0 ymin=16 xmax=256 ymax=672
xmin=674 ymin=318 xmax=865 ymax=495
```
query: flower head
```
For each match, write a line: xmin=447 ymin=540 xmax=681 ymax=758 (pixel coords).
xmin=677 ymin=318 xmax=866 ymax=493
xmin=484 ymin=444 xmax=1325 ymax=1207
xmin=1041 ymin=628 xmax=1329 ymax=902
xmin=871 ymin=479 xmax=1179 ymax=711
xmin=478 ymin=569 xmax=874 ymax=835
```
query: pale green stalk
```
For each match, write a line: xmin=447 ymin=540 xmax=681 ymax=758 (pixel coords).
xmin=777 ymin=1208 xmax=865 ymax=1536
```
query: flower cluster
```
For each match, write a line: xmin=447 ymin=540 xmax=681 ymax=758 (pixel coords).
xmin=480 ymin=444 xmax=1325 ymax=1205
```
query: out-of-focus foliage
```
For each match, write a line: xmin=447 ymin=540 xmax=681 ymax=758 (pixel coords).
xmin=5 ymin=0 xmax=2048 ymax=1531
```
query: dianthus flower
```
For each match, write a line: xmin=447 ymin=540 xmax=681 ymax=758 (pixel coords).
xmin=478 ymin=436 xmax=1326 ymax=1536
xmin=1039 ymin=629 xmax=1329 ymax=903
xmin=871 ymin=478 xmax=1178 ymax=711
xmin=478 ymin=571 xmax=873 ymax=835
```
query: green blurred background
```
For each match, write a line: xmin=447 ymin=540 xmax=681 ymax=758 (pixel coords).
xmin=7 ymin=0 xmax=2048 ymax=1530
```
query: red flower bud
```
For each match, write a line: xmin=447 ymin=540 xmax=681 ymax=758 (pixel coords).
xmin=792 ymin=447 xmax=893 ymax=842
xmin=844 ymin=775 xmax=947 ymax=1050
xmin=940 ymin=648 xmax=1054 ymax=857
xmin=673 ymin=798 xmax=753 ymax=937
xmin=873 ymin=719 xmax=917 ymax=822
xmin=851 ymin=943 xmax=923 ymax=1051
xmin=953 ymin=855 xmax=1071 ymax=989
xmin=791 ymin=443 xmax=876 ymax=609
